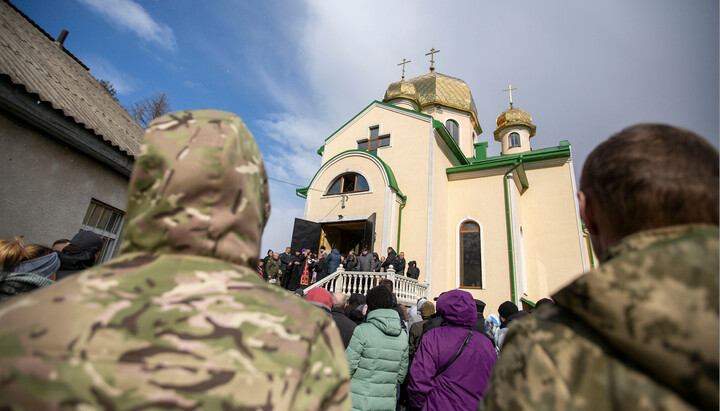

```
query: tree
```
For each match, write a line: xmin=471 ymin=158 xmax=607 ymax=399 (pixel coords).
xmin=98 ymin=79 xmax=119 ymax=102
xmin=127 ymin=92 xmax=171 ymax=128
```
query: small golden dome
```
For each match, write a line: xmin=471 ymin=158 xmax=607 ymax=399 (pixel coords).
xmin=383 ymin=80 xmax=421 ymax=109
xmin=494 ymin=106 xmax=536 ymax=141
xmin=406 ymin=71 xmax=481 ymax=133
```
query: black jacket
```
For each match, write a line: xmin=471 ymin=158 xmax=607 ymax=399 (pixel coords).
xmin=330 ymin=308 xmax=357 ymax=348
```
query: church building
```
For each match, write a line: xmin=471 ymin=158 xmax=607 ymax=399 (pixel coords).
xmin=295 ymin=52 xmax=593 ymax=310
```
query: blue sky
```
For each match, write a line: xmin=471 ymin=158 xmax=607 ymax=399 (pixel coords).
xmin=13 ymin=0 xmax=719 ymax=253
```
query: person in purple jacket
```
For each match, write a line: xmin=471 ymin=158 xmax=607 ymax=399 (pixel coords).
xmin=408 ymin=289 xmax=497 ymax=410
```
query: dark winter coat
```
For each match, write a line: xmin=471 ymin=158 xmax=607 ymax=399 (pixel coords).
xmin=345 ymin=254 xmax=358 ymax=271
xmin=315 ymin=256 xmax=328 ymax=281
xmin=356 ymin=253 xmax=373 ymax=271
xmin=409 ymin=290 xmax=497 ymax=410
xmin=406 ymin=263 xmax=420 ymax=279
xmin=381 ymin=251 xmax=397 ymax=271
xmin=394 ymin=257 xmax=406 ymax=275
xmin=327 ymin=248 xmax=341 ymax=275
xmin=331 ymin=308 xmax=356 ymax=348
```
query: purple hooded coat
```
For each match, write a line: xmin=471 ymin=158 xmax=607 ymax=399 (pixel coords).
xmin=408 ymin=290 xmax=497 ymax=410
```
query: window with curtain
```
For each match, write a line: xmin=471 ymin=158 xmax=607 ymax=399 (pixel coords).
xmin=460 ymin=221 xmax=482 ymax=288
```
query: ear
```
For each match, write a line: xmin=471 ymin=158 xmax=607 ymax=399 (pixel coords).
xmin=579 ymin=191 xmax=598 ymax=235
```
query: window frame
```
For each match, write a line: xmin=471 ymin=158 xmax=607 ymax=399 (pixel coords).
xmin=456 ymin=218 xmax=485 ymax=289
xmin=357 ymin=125 xmax=390 ymax=154
xmin=509 ymin=131 xmax=521 ymax=148
xmin=445 ymin=119 xmax=460 ymax=146
xmin=80 ymin=199 xmax=125 ymax=263
xmin=324 ymin=172 xmax=371 ymax=196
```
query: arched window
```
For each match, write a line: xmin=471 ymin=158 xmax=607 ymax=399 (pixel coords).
xmin=509 ymin=132 xmax=521 ymax=148
xmin=460 ymin=221 xmax=482 ymax=288
xmin=325 ymin=172 xmax=369 ymax=195
xmin=446 ymin=119 xmax=459 ymax=145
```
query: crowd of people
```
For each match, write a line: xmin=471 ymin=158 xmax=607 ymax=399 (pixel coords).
xmin=0 ymin=112 xmax=716 ymax=410
xmin=257 ymin=245 xmax=420 ymax=291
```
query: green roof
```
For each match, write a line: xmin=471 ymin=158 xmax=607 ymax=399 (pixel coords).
xmin=446 ymin=140 xmax=571 ymax=175
xmin=296 ymin=149 xmax=404 ymax=199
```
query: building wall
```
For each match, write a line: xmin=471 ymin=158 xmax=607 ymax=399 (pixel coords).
xmin=446 ymin=172 xmax=513 ymax=314
xmin=0 ymin=112 xmax=128 ymax=245
xmin=519 ymin=160 xmax=587 ymax=298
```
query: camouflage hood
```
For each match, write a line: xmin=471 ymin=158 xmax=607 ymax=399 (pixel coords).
xmin=120 ymin=110 xmax=270 ymax=267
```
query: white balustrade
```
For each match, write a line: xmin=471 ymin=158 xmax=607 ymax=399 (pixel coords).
xmin=303 ymin=263 xmax=429 ymax=306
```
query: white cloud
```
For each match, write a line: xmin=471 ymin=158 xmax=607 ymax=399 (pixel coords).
xmin=77 ymin=0 xmax=176 ymax=51
xmin=83 ymin=55 xmax=137 ymax=95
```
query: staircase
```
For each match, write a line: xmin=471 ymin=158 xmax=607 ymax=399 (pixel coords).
xmin=304 ymin=265 xmax=429 ymax=306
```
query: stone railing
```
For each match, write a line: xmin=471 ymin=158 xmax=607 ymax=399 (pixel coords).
xmin=304 ymin=265 xmax=429 ymax=306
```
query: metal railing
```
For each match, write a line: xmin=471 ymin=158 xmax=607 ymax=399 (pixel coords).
xmin=304 ymin=265 xmax=429 ymax=306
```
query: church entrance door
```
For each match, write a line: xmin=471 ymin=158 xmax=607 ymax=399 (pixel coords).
xmin=291 ymin=215 xmax=375 ymax=255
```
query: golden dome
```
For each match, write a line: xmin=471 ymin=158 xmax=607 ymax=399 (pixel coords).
xmin=494 ymin=106 xmax=536 ymax=141
xmin=383 ymin=80 xmax=421 ymax=109
xmin=406 ymin=71 xmax=481 ymax=133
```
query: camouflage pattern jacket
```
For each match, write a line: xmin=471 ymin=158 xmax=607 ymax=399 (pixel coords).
xmin=0 ymin=110 xmax=350 ymax=410
xmin=481 ymin=224 xmax=718 ymax=410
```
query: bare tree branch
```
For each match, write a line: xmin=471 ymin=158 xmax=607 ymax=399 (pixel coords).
xmin=127 ymin=92 xmax=171 ymax=128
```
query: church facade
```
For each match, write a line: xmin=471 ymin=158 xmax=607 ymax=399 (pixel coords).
xmin=295 ymin=62 xmax=593 ymax=310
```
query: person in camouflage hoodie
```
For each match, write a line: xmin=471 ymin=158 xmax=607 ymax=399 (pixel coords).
xmin=481 ymin=124 xmax=718 ymax=410
xmin=0 ymin=110 xmax=351 ymax=410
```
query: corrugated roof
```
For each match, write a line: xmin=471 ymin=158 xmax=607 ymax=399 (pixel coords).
xmin=0 ymin=0 xmax=143 ymax=157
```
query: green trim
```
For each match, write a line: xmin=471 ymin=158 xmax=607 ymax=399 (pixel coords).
xmin=316 ymin=145 xmax=325 ymax=156
xmin=295 ymin=149 xmax=404 ymax=199
xmin=324 ymin=100 xmax=432 ymax=142
xmin=432 ymin=120 xmax=469 ymax=165
xmin=447 ymin=143 xmax=571 ymax=175
xmin=396 ymin=195 xmax=407 ymax=250
xmin=504 ymin=160 xmax=523 ymax=304
xmin=520 ymin=297 xmax=536 ymax=308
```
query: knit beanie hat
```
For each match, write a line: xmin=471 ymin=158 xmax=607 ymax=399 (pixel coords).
xmin=305 ymin=288 xmax=332 ymax=311
xmin=475 ymin=299 xmax=487 ymax=315
xmin=498 ymin=301 xmax=518 ymax=319
xmin=366 ymin=285 xmax=394 ymax=311
xmin=420 ymin=301 xmax=435 ymax=320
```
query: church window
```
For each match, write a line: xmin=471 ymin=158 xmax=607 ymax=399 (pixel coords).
xmin=459 ymin=221 xmax=482 ymax=288
xmin=326 ymin=172 xmax=369 ymax=195
xmin=446 ymin=119 xmax=459 ymax=145
xmin=358 ymin=126 xmax=390 ymax=154
xmin=509 ymin=132 xmax=521 ymax=148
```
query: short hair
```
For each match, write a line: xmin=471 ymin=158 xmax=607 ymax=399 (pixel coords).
xmin=380 ymin=279 xmax=393 ymax=294
xmin=52 ymin=239 xmax=71 ymax=248
xmin=331 ymin=292 xmax=346 ymax=309
xmin=581 ymin=124 xmax=718 ymax=238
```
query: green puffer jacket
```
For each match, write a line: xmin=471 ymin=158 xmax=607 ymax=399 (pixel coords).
xmin=346 ymin=308 xmax=408 ymax=410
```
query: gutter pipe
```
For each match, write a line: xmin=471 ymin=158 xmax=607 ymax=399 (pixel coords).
xmin=396 ymin=195 xmax=407 ymax=250
xmin=503 ymin=157 xmax=523 ymax=305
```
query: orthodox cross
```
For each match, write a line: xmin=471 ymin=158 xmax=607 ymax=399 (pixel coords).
xmin=397 ymin=58 xmax=411 ymax=80
xmin=425 ymin=48 xmax=440 ymax=71
xmin=503 ymin=84 xmax=518 ymax=107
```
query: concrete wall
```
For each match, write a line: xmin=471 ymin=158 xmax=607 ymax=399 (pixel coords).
xmin=0 ymin=112 xmax=129 ymax=246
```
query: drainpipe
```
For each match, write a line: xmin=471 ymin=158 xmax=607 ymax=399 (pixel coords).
xmin=396 ymin=195 xmax=407 ymax=250
xmin=503 ymin=157 xmax=523 ymax=305
xmin=582 ymin=224 xmax=596 ymax=268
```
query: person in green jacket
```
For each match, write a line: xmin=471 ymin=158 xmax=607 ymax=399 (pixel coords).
xmin=346 ymin=285 xmax=409 ymax=410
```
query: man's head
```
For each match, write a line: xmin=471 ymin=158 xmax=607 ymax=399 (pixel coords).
xmin=498 ymin=301 xmax=518 ymax=322
xmin=51 ymin=239 xmax=71 ymax=252
xmin=273 ymin=252 xmax=279 ymax=259
xmin=362 ymin=248 xmax=368 ymax=255
xmin=320 ymin=246 xmax=326 ymax=252
xmin=285 ymin=247 xmax=291 ymax=253
xmin=420 ymin=301 xmax=435 ymax=320
xmin=387 ymin=247 xmax=394 ymax=254
xmin=366 ymin=285 xmax=394 ymax=312
xmin=580 ymin=124 xmax=718 ymax=261
xmin=399 ymin=252 xmax=404 ymax=259
xmin=348 ymin=250 xmax=354 ymax=256
xmin=380 ymin=279 xmax=393 ymax=294
xmin=331 ymin=292 xmax=346 ymax=309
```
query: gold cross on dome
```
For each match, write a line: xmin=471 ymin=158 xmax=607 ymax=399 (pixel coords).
xmin=425 ymin=48 xmax=440 ymax=71
xmin=397 ymin=58 xmax=411 ymax=80
xmin=503 ymin=84 xmax=518 ymax=107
